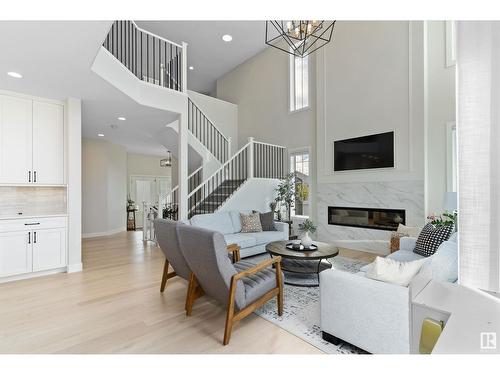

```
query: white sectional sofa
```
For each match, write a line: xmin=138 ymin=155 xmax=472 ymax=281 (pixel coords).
xmin=184 ymin=211 xmax=289 ymax=258
xmin=320 ymin=234 xmax=458 ymax=354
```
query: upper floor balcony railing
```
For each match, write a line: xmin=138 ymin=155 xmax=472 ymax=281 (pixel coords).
xmin=103 ymin=20 xmax=187 ymax=93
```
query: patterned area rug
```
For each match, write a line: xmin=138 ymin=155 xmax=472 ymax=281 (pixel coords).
xmin=248 ymin=254 xmax=370 ymax=354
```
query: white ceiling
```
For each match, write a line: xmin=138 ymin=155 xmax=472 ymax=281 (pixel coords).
xmin=136 ymin=21 xmax=269 ymax=94
xmin=0 ymin=21 xmax=268 ymax=156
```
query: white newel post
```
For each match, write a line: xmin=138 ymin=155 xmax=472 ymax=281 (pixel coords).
xmin=248 ymin=137 xmax=254 ymax=179
xmin=227 ymin=137 xmax=232 ymax=159
xmin=177 ymin=41 xmax=189 ymax=220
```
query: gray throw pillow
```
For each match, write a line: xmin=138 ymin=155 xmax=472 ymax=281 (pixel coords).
xmin=254 ymin=211 xmax=276 ymax=231
xmin=240 ymin=212 xmax=263 ymax=233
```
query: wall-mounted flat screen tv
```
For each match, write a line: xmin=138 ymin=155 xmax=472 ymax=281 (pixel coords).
xmin=334 ymin=131 xmax=394 ymax=172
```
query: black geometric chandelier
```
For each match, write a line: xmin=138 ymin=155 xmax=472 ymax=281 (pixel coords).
xmin=265 ymin=21 xmax=336 ymax=58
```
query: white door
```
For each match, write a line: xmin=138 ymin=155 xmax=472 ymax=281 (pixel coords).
xmin=32 ymin=101 xmax=64 ymax=184
xmin=0 ymin=231 xmax=32 ymax=277
xmin=0 ymin=95 xmax=33 ymax=184
xmin=32 ymin=228 xmax=67 ymax=272
xmin=131 ymin=177 xmax=157 ymax=229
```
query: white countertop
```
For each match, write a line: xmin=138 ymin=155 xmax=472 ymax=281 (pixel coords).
xmin=0 ymin=214 xmax=68 ymax=220
xmin=414 ymin=280 xmax=500 ymax=354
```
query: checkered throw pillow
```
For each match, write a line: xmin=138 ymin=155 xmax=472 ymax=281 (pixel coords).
xmin=413 ymin=223 xmax=454 ymax=257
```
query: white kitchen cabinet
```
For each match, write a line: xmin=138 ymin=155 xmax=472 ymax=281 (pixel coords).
xmin=32 ymin=227 xmax=67 ymax=272
xmin=0 ymin=216 xmax=67 ymax=280
xmin=32 ymin=101 xmax=64 ymax=185
xmin=0 ymin=230 xmax=32 ymax=277
xmin=0 ymin=94 xmax=65 ymax=185
xmin=0 ymin=95 xmax=33 ymax=184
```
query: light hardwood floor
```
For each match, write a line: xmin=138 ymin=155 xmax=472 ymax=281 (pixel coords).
xmin=0 ymin=231 xmax=325 ymax=354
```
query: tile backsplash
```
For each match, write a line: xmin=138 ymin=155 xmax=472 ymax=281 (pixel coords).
xmin=0 ymin=186 xmax=67 ymax=218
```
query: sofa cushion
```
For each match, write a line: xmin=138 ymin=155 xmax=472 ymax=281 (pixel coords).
xmin=251 ymin=231 xmax=287 ymax=246
xmin=253 ymin=210 xmax=276 ymax=231
xmin=190 ymin=212 xmax=235 ymax=234
xmin=429 ymin=240 xmax=458 ymax=282
xmin=229 ymin=210 xmax=251 ymax=233
xmin=365 ymin=256 xmax=427 ymax=287
xmin=234 ymin=259 xmax=280 ymax=305
xmin=224 ymin=233 xmax=257 ymax=249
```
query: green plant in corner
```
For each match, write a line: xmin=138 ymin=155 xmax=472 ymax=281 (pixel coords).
xmin=298 ymin=219 xmax=317 ymax=234
xmin=274 ymin=172 xmax=295 ymax=221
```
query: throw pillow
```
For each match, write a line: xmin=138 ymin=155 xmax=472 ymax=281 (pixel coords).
xmin=397 ymin=224 xmax=422 ymax=237
xmin=365 ymin=256 xmax=427 ymax=287
xmin=253 ymin=210 xmax=276 ymax=231
xmin=390 ymin=232 xmax=409 ymax=252
xmin=429 ymin=240 xmax=458 ymax=283
xmin=413 ymin=223 xmax=454 ymax=257
xmin=240 ymin=212 xmax=263 ymax=233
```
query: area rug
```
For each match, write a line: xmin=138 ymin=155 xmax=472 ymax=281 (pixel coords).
xmin=248 ymin=254 xmax=370 ymax=354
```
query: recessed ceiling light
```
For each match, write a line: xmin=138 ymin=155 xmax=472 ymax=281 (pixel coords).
xmin=117 ymin=117 xmax=126 ymax=121
xmin=189 ymin=66 xmax=194 ymax=70
xmin=222 ymin=34 xmax=233 ymax=42
xmin=98 ymin=133 xmax=105 ymax=137
xmin=7 ymin=71 xmax=22 ymax=78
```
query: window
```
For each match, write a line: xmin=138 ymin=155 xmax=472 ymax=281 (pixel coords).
xmin=289 ymin=53 xmax=309 ymax=111
xmin=290 ymin=151 xmax=310 ymax=217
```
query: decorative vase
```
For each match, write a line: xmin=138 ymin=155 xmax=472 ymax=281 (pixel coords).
xmin=301 ymin=231 xmax=313 ymax=247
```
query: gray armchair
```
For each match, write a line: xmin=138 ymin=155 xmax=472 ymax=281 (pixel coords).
xmin=177 ymin=224 xmax=284 ymax=345
xmin=154 ymin=219 xmax=191 ymax=293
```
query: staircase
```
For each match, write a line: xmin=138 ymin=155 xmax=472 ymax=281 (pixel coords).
xmin=100 ymin=21 xmax=287 ymax=220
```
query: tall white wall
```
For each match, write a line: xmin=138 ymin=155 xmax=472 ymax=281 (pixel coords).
xmin=218 ymin=178 xmax=279 ymax=213
xmin=216 ymin=43 xmax=317 ymax=221
xmin=82 ymin=138 xmax=127 ymax=237
xmin=425 ymin=21 xmax=456 ymax=215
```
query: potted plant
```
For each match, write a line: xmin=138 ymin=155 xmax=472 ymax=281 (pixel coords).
xmin=274 ymin=172 xmax=296 ymax=222
xmin=298 ymin=218 xmax=317 ymax=247
xmin=427 ymin=211 xmax=458 ymax=228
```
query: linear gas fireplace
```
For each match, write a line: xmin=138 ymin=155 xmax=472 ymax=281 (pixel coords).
xmin=328 ymin=206 xmax=406 ymax=231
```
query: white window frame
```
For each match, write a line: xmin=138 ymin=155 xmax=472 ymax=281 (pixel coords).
xmin=289 ymin=52 xmax=310 ymax=112
xmin=289 ymin=148 xmax=311 ymax=218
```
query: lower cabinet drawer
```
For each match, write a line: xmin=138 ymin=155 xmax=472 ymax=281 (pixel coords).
xmin=0 ymin=216 xmax=67 ymax=233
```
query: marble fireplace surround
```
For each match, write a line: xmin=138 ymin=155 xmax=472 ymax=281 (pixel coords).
xmin=317 ymin=180 xmax=425 ymax=255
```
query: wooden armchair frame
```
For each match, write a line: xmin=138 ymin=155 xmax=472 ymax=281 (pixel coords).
xmin=184 ymin=243 xmax=283 ymax=345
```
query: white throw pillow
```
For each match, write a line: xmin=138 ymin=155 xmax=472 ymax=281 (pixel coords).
xmin=365 ymin=256 xmax=427 ymax=287
xmin=397 ymin=224 xmax=422 ymax=237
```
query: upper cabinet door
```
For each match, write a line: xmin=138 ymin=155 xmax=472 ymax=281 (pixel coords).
xmin=0 ymin=95 xmax=33 ymax=183
xmin=32 ymin=101 xmax=64 ymax=185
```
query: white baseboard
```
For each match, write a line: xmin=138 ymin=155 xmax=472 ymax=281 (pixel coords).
xmin=0 ymin=267 xmax=66 ymax=284
xmin=82 ymin=227 xmax=126 ymax=239
xmin=67 ymin=262 xmax=83 ymax=273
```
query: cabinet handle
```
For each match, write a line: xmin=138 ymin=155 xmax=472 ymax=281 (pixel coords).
xmin=25 ymin=222 xmax=40 ymax=226
xmin=28 ymin=232 xmax=31 ymax=244
xmin=28 ymin=171 xmax=31 ymax=183
xmin=34 ymin=231 xmax=37 ymax=243
xmin=34 ymin=171 xmax=37 ymax=183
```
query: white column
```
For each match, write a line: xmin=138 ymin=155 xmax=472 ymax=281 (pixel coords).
xmin=66 ymin=98 xmax=82 ymax=273
xmin=247 ymin=137 xmax=254 ymax=179
xmin=178 ymin=110 xmax=189 ymax=220
xmin=227 ymin=137 xmax=232 ymax=159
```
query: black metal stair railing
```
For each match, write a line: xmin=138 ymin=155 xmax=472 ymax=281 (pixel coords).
xmin=103 ymin=20 xmax=184 ymax=92
xmin=188 ymin=143 xmax=249 ymax=218
xmin=188 ymin=98 xmax=230 ymax=163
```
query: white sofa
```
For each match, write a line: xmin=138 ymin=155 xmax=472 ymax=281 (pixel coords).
xmin=320 ymin=234 xmax=458 ymax=354
xmin=184 ymin=211 xmax=289 ymax=258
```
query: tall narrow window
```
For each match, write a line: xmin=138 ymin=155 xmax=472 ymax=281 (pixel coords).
xmin=290 ymin=151 xmax=310 ymax=217
xmin=289 ymin=54 xmax=309 ymax=112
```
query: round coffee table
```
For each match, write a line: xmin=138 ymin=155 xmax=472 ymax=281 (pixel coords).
xmin=266 ymin=240 xmax=339 ymax=287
